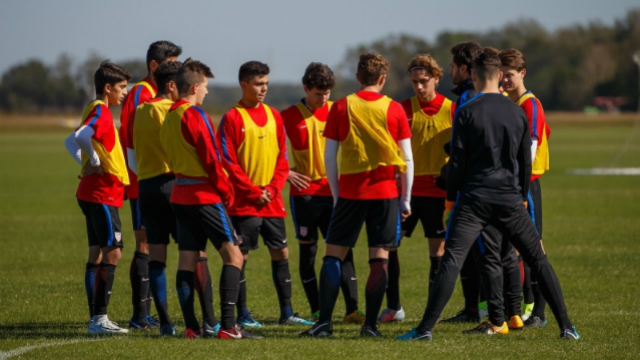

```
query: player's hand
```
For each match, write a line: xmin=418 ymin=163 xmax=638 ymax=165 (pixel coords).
xmin=82 ymin=164 xmax=104 ymax=177
xmin=255 ymin=189 xmax=271 ymax=205
xmin=442 ymin=200 xmax=455 ymax=231
xmin=400 ymin=198 xmax=411 ymax=222
xmin=401 ymin=209 xmax=411 ymax=222
xmin=287 ymin=169 xmax=311 ymax=190
xmin=523 ymin=201 xmax=528 ymax=209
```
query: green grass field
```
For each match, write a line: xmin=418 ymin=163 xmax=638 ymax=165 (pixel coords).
xmin=1 ymin=118 xmax=639 ymax=359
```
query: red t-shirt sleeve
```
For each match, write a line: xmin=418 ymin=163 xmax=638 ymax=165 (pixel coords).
xmin=401 ymin=99 xmax=413 ymax=122
xmin=83 ymin=104 xmax=116 ymax=152
xmin=324 ymin=98 xmax=347 ymax=142
xmin=450 ymin=101 xmax=457 ymax=123
xmin=266 ymin=108 xmax=290 ymax=198
xmin=521 ymin=97 xmax=546 ymax=140
xmin=388 ymin=101 xmax=411 ymax=141
xmin=282 ymin=105 xmax=308 ymax=151
xmin=216 ymin=109 xmax=263 ymax=201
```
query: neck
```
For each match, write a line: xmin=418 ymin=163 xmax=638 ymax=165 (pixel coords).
xmin=508 ymin=85 xmax=528 ymax=103
xmin=359 ymin=84 xmax=382 ymax=93
xmin=241 ymin=97 xmax=260 ymax=108
xmin=97 ymin=94 xmax=110 ymax=107
xmin=304 ymin=98 xmax=320 ymax=110
xmin=181 ymin=94 xmax=197 ymax=105
xmin=146 ymin=72 xmax=156 ymax=87
xmin=160 ymin=93 xmax=171 ymax=100
xmin=475 ymin=79 xmax=501 ymax=94
xmin=419 ymin=91 xmax=437 ymax=103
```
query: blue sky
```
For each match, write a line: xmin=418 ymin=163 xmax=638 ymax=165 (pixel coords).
xmin=1 ymin=0 xmax=637 ymax=84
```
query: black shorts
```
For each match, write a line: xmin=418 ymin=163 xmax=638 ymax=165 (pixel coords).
xmin=129 ymin=198 xmax=143 ymax=231
xmin=325 ymin=197 xmax=401 ymax=248
xmin=139 ymin=174 xmax=177 ymax=245
xmin=528 ymin=178 xmax=543 ymax=237
xmin=231 ymin=216 xmax=288 ymax=251
xmin=172 ymin=203 xmax=238 ymax=252
xmin=290 ymin=195 xmax=333 ymax=242
xmin=401 ymin=196 xmax=447 ymax=239
xmin=78 ymin=199 xmax=123 ymax=248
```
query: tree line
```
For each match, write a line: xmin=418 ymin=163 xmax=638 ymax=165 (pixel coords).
xmin=1 ymin=9 xmax=639 ymax=114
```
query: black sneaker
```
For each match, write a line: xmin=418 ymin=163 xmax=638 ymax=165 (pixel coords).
xmin=560 ymin=326 xmax=581 ymax=340
xmin=462 ymin=320 xmax=508 ymax=335
xmin=360 ymin=325 xmax=382 ymax=338
xmin=299 ymin=321 xmax=333 ymax=338
xmin=523 ymin=316 xmax=547 ymax=328
xmin=441 ymin=308 xmax=480 ymax=323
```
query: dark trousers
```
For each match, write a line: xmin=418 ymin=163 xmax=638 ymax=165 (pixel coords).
xmin=418 ymin=196 xmax=572 ymax=332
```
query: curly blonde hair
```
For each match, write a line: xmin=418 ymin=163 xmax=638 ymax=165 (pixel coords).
xmin=406 ymin=54 xmax=443 ymax=79
xmin=357 ymin=53 xmax=389 ymax=86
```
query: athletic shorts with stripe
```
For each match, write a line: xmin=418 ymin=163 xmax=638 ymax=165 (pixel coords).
xmin=289 ymin=195 xmax=333 ymax=242
xmin=129 ymin=198 xmax=143 ymax=231
xmin=325 ymin=197 xmax=401 ymax=248
xmin=78 ymin=199 xmax=124 ymax=248
xmin=401 ymin=196 xmax=446 ymax=239
xmin=231 ymin=216 xmax=288 ymax=251
xmin=139 ymin=173 xmax=177 ymax=245
xmin=172 ymin=203 xmax=238 ymax=251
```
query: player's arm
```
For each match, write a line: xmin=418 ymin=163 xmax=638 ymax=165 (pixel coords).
xmin=217 ymin=112 xmax=263 ymax=201
xmin=323 ymin=102 xmax=343 ymax=205
xmin=64 ymin=132 xmax=82 ymax=166
xmin=265 ymin=110 xmax=290 ymax=198
xmin=521 ymin=99 xmax=543 ymax=162
xmin=392 ymin=101 xmax=413 ymax=218
xmin=282 ymin=108 xmax=311 ymax=190
xmin=126 ymin=107 xmax=138 ymax=175
xmin=516 ymin=113 xmax=533 ymax=202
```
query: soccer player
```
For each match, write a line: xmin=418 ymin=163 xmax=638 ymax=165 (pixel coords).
xmin=397 ymin=49 xmax=579 ymax=340
xmin=126 ymin=60 xmax=183 ymax=335
xmin=378 ymin=54 xmax=455 ymax=324
xmin=300 ymin=53 xmax=414 ymax=338
xmin=499 ymin=48 xmax=551 ymax=328
xmin=119 ymin=40 xmax=182 ymax=329
xmin=282 ymin=63 xmax=364 ymax=323
xmin=64 ymin=61 xmax=131 ymax=334
xmin=440 ymin=41 xmax=486 ymax=323
xmin=159 ymin=59 xmax=255 ymax=339
xmin=217 ymin=61 xmax=313 ymax=327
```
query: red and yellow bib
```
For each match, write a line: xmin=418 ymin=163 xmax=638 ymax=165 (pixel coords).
xmin=160 ymin=102 xmax=208 ymax=178
xmin=410 ymin=96 xmax=453 ymax=176
xmin=80 ymin=100 xmax=129 ymax=185
xmin=133 ymin=99 xmax=173 ymax=180
xmin=235 ymin=105 xmax=279 ymax=186
xmin=289 ymin=101 xmax=332 ymax=181
xmin=516 ymin=93 xmax=549 ymax=176
xmin=340 ymin=94 xmax=406 ymax=175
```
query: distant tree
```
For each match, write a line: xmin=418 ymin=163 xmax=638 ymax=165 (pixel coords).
xmin=75 ymin=51 xmax=104 ymax=103
xmin=119 ymin=59 xmax=147 ymax=82
xmin=0 ymin=59 xmax=55 ymax=112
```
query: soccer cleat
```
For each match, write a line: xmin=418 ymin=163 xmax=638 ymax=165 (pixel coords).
xmin=217 ymin=327 xmax=243 ymax=340
xmin=184 ymin=328 xmax=200 ymax=339
xmin=463 ymin=320 xmax=509 ymax=335
xmin=311 ymin=312 xmax=320 ymax=321
xmin=128 ymin=318 xmax=150 ymax=330
xmin=508 ymin=315 xmax=524 ymax=330
xmin=279 ymin=313 xmax=315 ymax=326
xmin=560 ymin=326 xmax=581 ymax=340
xmin=378 ymin=307 xmax=405 ymax=323
xmin=396 ymin=327 xmax=432 ymax=341
xmin=160 ymin=324 xmax=176 ymax=336
xmin=299 ymin=320 xmax=333 ymax=338
xmin=524 ymin=316 xmax=547 ymax=328
xmin=201 ymin=322 xmax=221 ymax=338
xmin=237 ymin=312 xmax=263 ymax=328
xmin=441 ymin=308 xmax=480 ymax=323
xmin=143 ymin=315 xmax=160 ymax=329
xmin=89 ymin=316 xmax=129 ymax=335
xmin=343 ymin=310 xmax=366 ymax=324
xmin=522 ymin=302 xmax=534 ymax=321
xmin=360 ymin=324 xmax=382 ymax=338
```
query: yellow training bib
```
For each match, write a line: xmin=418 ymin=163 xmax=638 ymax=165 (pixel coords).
xmin=133 ymin=99 xmax=173 ymax=180
xmin=235 ymin=105 xmax=279 ymax=186
xmin=410 ymin=96 xmax=453 ymax=176
xmin=516 ymin=92 xmax=549 ymax=176
xmin=160 ymin=102 xmax=208 ymax=178
xmin=289 ymin=101 xmax=332 ymax=181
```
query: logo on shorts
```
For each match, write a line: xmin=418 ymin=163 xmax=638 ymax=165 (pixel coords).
xmin=300 ymin=227 xmax=308 ymax=237
xmin=114 ymin=232 xmax=122 ymax=242
xmin=436 ymin=229 xmax=447 ymax=235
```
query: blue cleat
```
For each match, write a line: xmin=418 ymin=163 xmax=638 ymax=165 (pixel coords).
xmin=560 ymin=326 xmax=581 ymax=340
xmin=280 ymin=313 xmax=315 ymax=326
xmin=202 ymin=322 xmax=221 ymax=338
xmin=160 ymin=324 xmax=176 ymax=336
xmin=396 ymin=327 xmax=432 ymax=341
xmin=143 ymin=315 xmax=161 ymax=329
xmin=237 ymin=313 xmax=263 ymax=329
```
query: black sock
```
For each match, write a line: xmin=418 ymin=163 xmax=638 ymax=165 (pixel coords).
xmin=194 ymin=257 xmax=217 ymax=327
xmin=386 ymin=251 xmax=400 ymax=311
xmin=237 ymin=260 xmax=248 ymax=316
xmin=220 ymin=265 xmax=241 ymax=330
xmin=523 ymin=261 xmax=534 ymax=304
xmin=340 ymin=248 xmax=359 ymax=314
xmin=429 ymin=256 xmax=442 ymax=297
xmin=129 ymin=251 xmax=149 ymax=322
xmin=149 ymin=261 xmax=173 ymax=327
xmin=319 ymin=256 xmax=342 ymax=323
xmin=299 ymin=242 xmax=319 ymax=314
xmin=94 ymin=263 xmax=116 ymax=316
xmin=84 ymin=263 xmax=98 ymax=319
xmin=176 ymin=270 xmax=199 ymax=332
xmin=272 ymin=259 xmax=293 ymax=319
xmin=365 ymin=258 xmax=389 ymax=329
xmin=504 ymin=261 xmax=523 ymax=317
xmin=531 ymin=270 xmax=547 ymax=319
xmin=460 ymin=252 xmax=480 ymax=311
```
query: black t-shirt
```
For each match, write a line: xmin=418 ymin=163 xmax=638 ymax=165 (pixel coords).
xmin=446 ymin=93 xmax=532 ymax=206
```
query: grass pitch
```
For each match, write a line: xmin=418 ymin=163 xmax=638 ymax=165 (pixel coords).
xmin=0 ymin=116 xmax=639 ymax=359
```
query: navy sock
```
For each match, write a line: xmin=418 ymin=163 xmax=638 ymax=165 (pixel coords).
xmin=365 ymin=258 xmax=389 ymax=329
xmin=195 ymin=257 xmax=217 ymax=327
xmin=220 ymin=265 xmax=241 ymax=330
xmin=318 ymin=256 xmax=342 ymax=323
xmin=386 ymin=251 xmax=400 ymax=310
xmin=149 ymin=261 xmax=172 ymax=327
xmin=340 ymin=249 xmax=359 ymax=314
xmin=176 ymin=270 xmax=199 ymax=332
xmin=84 ymin=263 xmax=98 ymax=319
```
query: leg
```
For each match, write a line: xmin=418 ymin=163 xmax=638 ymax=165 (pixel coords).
xmin=476 ymin=226 xmax=507 ymax=326
xmin=128 ymin=198 xmax=150 ymax=326
xmin=231 ymin=216 xmax=260 ymax=323
xmin=148 ymin=244 xmax=173 ymax=330
xmin=298 ymin=240 xmax=320 ymax=314
xmin=340 ymin=248 xmax=360 ymax=316
xmin=263 ymin=218 xmax=299 ymax=322
xmin=428 ymin=238 xmax=445 ymax=296
xmin=424 ymin=197 xmax=447 ymax=296
xmin=291 ymin=195 xmax=321 ymax=315
xmin=217 ymin=241 xmax=243 ymax=331
xmin=194 ymin=253 xmax=217 ymax=330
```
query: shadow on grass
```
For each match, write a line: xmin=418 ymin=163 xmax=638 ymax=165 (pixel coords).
xmin=0 ymin=321 xmax=93 ymax=340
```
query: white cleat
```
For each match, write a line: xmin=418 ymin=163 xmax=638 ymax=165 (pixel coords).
xmin=88 ymin=316 xmax=129 ymax=335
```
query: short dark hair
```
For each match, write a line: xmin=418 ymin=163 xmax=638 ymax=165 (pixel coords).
xmin=357 ymin=53 xmax=389 ymax=86
xmin=498 ymin=48 xmax=527 ymax=71
xmin=472 ymin=49 xmax=502 ymax=82
xmin=154 ymin=61 xmax=183 ymax=95
xmin=450 ymin=42 xmax=483 ymax=70
xmin=302 ymin=63 xmax=335 ymax=90
xmin=94 ymin=60 xmax=131 ymax=96
xmin=146 ymin=40 xmax=182 ymax=72
xmin=175 ymin=58 xmax=214 ymax=95
xmin=238 ymin=61 xmax=269 ymax=83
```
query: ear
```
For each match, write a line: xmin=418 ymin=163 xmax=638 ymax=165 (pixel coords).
xmin=378 ymin=74 xmax=387 ymax=87
xmin=520 ymin=68 xmax=527 ymax=78
xmin=149 ymin=60 xmax=160 ymax=74
xmin=166 ymin=80 xmax=175 ymax=94
xmin=498 ymin=71 xmax=504 ymax=82
xmin=103 ymin=83 xmax=112 ymax=95
xmin=303 ymin=85 xmax=310 ymax=94
xmin=190 ymin=82 xmax=198 ymax=95
xmin=460 ymin=64 xmax=467 ymax=75
xmin=471 ymin=69 xmax=477 ymax=83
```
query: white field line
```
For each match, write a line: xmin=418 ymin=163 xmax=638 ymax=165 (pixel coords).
xmin=0 ymin=338 xmax=108 ymax=360
xmin=565 ymin=168 xmax=640 ymax=175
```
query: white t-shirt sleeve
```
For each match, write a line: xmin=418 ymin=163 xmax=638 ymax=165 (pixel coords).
xmin=75 ymin=125 xmax=100 ymax=167
xmin=397 ymin=138 xmax=414 ymax=211
xmin=324 ymin=139 xmax=340 ymax=205
xmin=64 ymin=132 xmax=83 ymax=166
xmin=127 ymin=148 xmax=138 ymax=175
